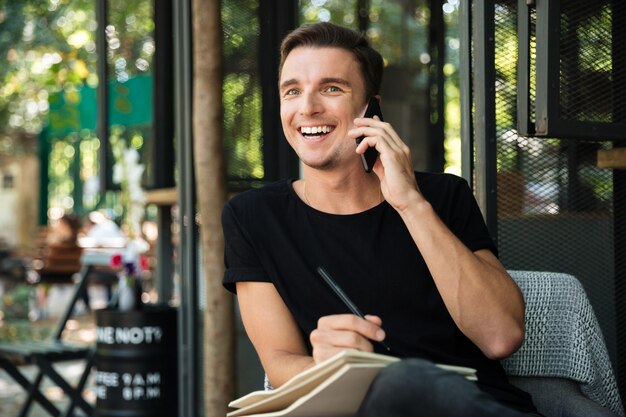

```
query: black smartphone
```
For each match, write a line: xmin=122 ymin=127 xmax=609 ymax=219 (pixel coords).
xmin=355 ymin=97 xmax=384 ymax=173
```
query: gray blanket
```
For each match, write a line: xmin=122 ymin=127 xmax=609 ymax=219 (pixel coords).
xmin=503 ymin=270 xmax=624 ymax=416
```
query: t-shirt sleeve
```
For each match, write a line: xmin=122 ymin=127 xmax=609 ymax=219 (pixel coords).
xmin=221 ymin=201 xmax=272 ymax=293
xmin=448 ymin=178 xmax=499 ymax=257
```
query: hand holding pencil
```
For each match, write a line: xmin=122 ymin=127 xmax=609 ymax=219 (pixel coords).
xmin=308 ymin=267 xmax=392 ymax=364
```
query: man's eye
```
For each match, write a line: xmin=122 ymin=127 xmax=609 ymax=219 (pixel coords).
xmin=325 ymin=86 xmax=341 ymax=93
xmin=285 ymin=88 xmax=299 ymax=96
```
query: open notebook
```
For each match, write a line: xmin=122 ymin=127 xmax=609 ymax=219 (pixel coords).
xmin=228 ymin=350 xmax=477 ymax=417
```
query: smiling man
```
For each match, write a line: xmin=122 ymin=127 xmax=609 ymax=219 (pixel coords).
xmin=222 ymin=22 xmax=541 ymax=416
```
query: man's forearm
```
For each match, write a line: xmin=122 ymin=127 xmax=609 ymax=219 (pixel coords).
xmin=262 ymin=350 xmax=316 ymax=388
xmin=397 ymin=196 xmax=525 ymax=359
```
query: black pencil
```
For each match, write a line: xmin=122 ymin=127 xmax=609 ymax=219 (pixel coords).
xmin=316 ymin=266 xmax=392 ymax=352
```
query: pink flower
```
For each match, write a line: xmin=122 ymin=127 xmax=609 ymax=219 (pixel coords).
xmin=111 ymin=253 xmax=123 ymax=268
xmin=140 ymin=255 xmax=149 ymax=272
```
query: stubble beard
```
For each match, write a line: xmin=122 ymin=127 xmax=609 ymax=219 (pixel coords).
xmin=299 ymin=145 xmax=346 ymax=171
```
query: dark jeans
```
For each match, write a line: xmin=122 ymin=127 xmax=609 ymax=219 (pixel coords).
xmin=356 ymin=358 xmax=543 ymax=417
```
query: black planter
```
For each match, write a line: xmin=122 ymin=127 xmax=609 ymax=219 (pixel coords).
xmin=94 ymin=305 xmax=178 ymax=417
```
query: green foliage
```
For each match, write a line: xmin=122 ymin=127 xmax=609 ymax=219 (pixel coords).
xmin=222 ymin=1 xmax=264 ymax=180
xmin=0 ymin=0 xmax=155 ymax=217
xmin=300 ymin=0 xmax=359 ymax=28
xmin=106 ymin=0 xmax=154 ymax=81
xmin=223 ymin=73 xmax=264 ymax=179
xmin=0 ymin=284 xmax=33 ymax=320
xmin=0 ymin=318 xmax=53 ymax=342
xmin=0 ymin=0 xmax=97 ymax=135
xmin=0 ymin=0 xmax=99 ymax=217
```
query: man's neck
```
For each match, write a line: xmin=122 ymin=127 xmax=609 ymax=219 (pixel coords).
xmin=299 ymin=166 xmax=383 ymax=214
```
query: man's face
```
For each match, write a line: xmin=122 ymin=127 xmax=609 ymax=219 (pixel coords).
xmin=279 ymin=46 xmax=368 ymax=171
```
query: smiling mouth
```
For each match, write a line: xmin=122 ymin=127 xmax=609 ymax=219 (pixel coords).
xmin=299 ymin=125 xmax=335 ymax=140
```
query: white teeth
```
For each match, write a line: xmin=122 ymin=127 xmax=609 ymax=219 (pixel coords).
xmin=301 ymin=126 xmax=332 ymax=134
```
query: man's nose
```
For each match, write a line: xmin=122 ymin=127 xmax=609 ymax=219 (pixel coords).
xmin=299 ymin=93 xmax=323 ymax=116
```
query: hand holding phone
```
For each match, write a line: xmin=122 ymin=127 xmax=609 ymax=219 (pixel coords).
xmin=355 ymin=97 xmax=384 ymax=173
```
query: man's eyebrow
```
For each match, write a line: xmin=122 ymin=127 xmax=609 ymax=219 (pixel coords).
xmin=320 ymin=77 xmax=351 ymax=87
xmin=279 ymin=77 xmax=352 ymax=91
xmin=279 ymin=79 xmax=298 ymax=90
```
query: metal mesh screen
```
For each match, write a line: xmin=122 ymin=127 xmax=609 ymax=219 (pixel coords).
xmin=559 ymin=1 xmax=626 ymax=124
xmin=491 ymin=0 xmax=624 ymax=398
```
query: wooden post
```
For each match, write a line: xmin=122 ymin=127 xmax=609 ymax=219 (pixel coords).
xmin=191 ymin=0 xmax=235 ymax=416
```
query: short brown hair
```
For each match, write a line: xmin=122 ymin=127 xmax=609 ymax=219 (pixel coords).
xmin=279 ymin=22 xmax=384 ymax=101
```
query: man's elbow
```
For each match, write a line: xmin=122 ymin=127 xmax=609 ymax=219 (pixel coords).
xmin=483 ymin=324 xmax=525 ymax=360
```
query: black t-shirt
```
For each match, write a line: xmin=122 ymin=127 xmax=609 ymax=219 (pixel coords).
xmin=222 ymin=172 xmax=536 ymax=412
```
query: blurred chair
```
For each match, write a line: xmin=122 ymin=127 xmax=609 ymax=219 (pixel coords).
xmin=504 ymin=270 xmax=624 ymax=417
xmin=0 ymin=265 xmax=95 ymax=417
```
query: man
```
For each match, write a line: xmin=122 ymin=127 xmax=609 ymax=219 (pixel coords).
xmin=222 ymin=22 xmax=540 ymax=416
